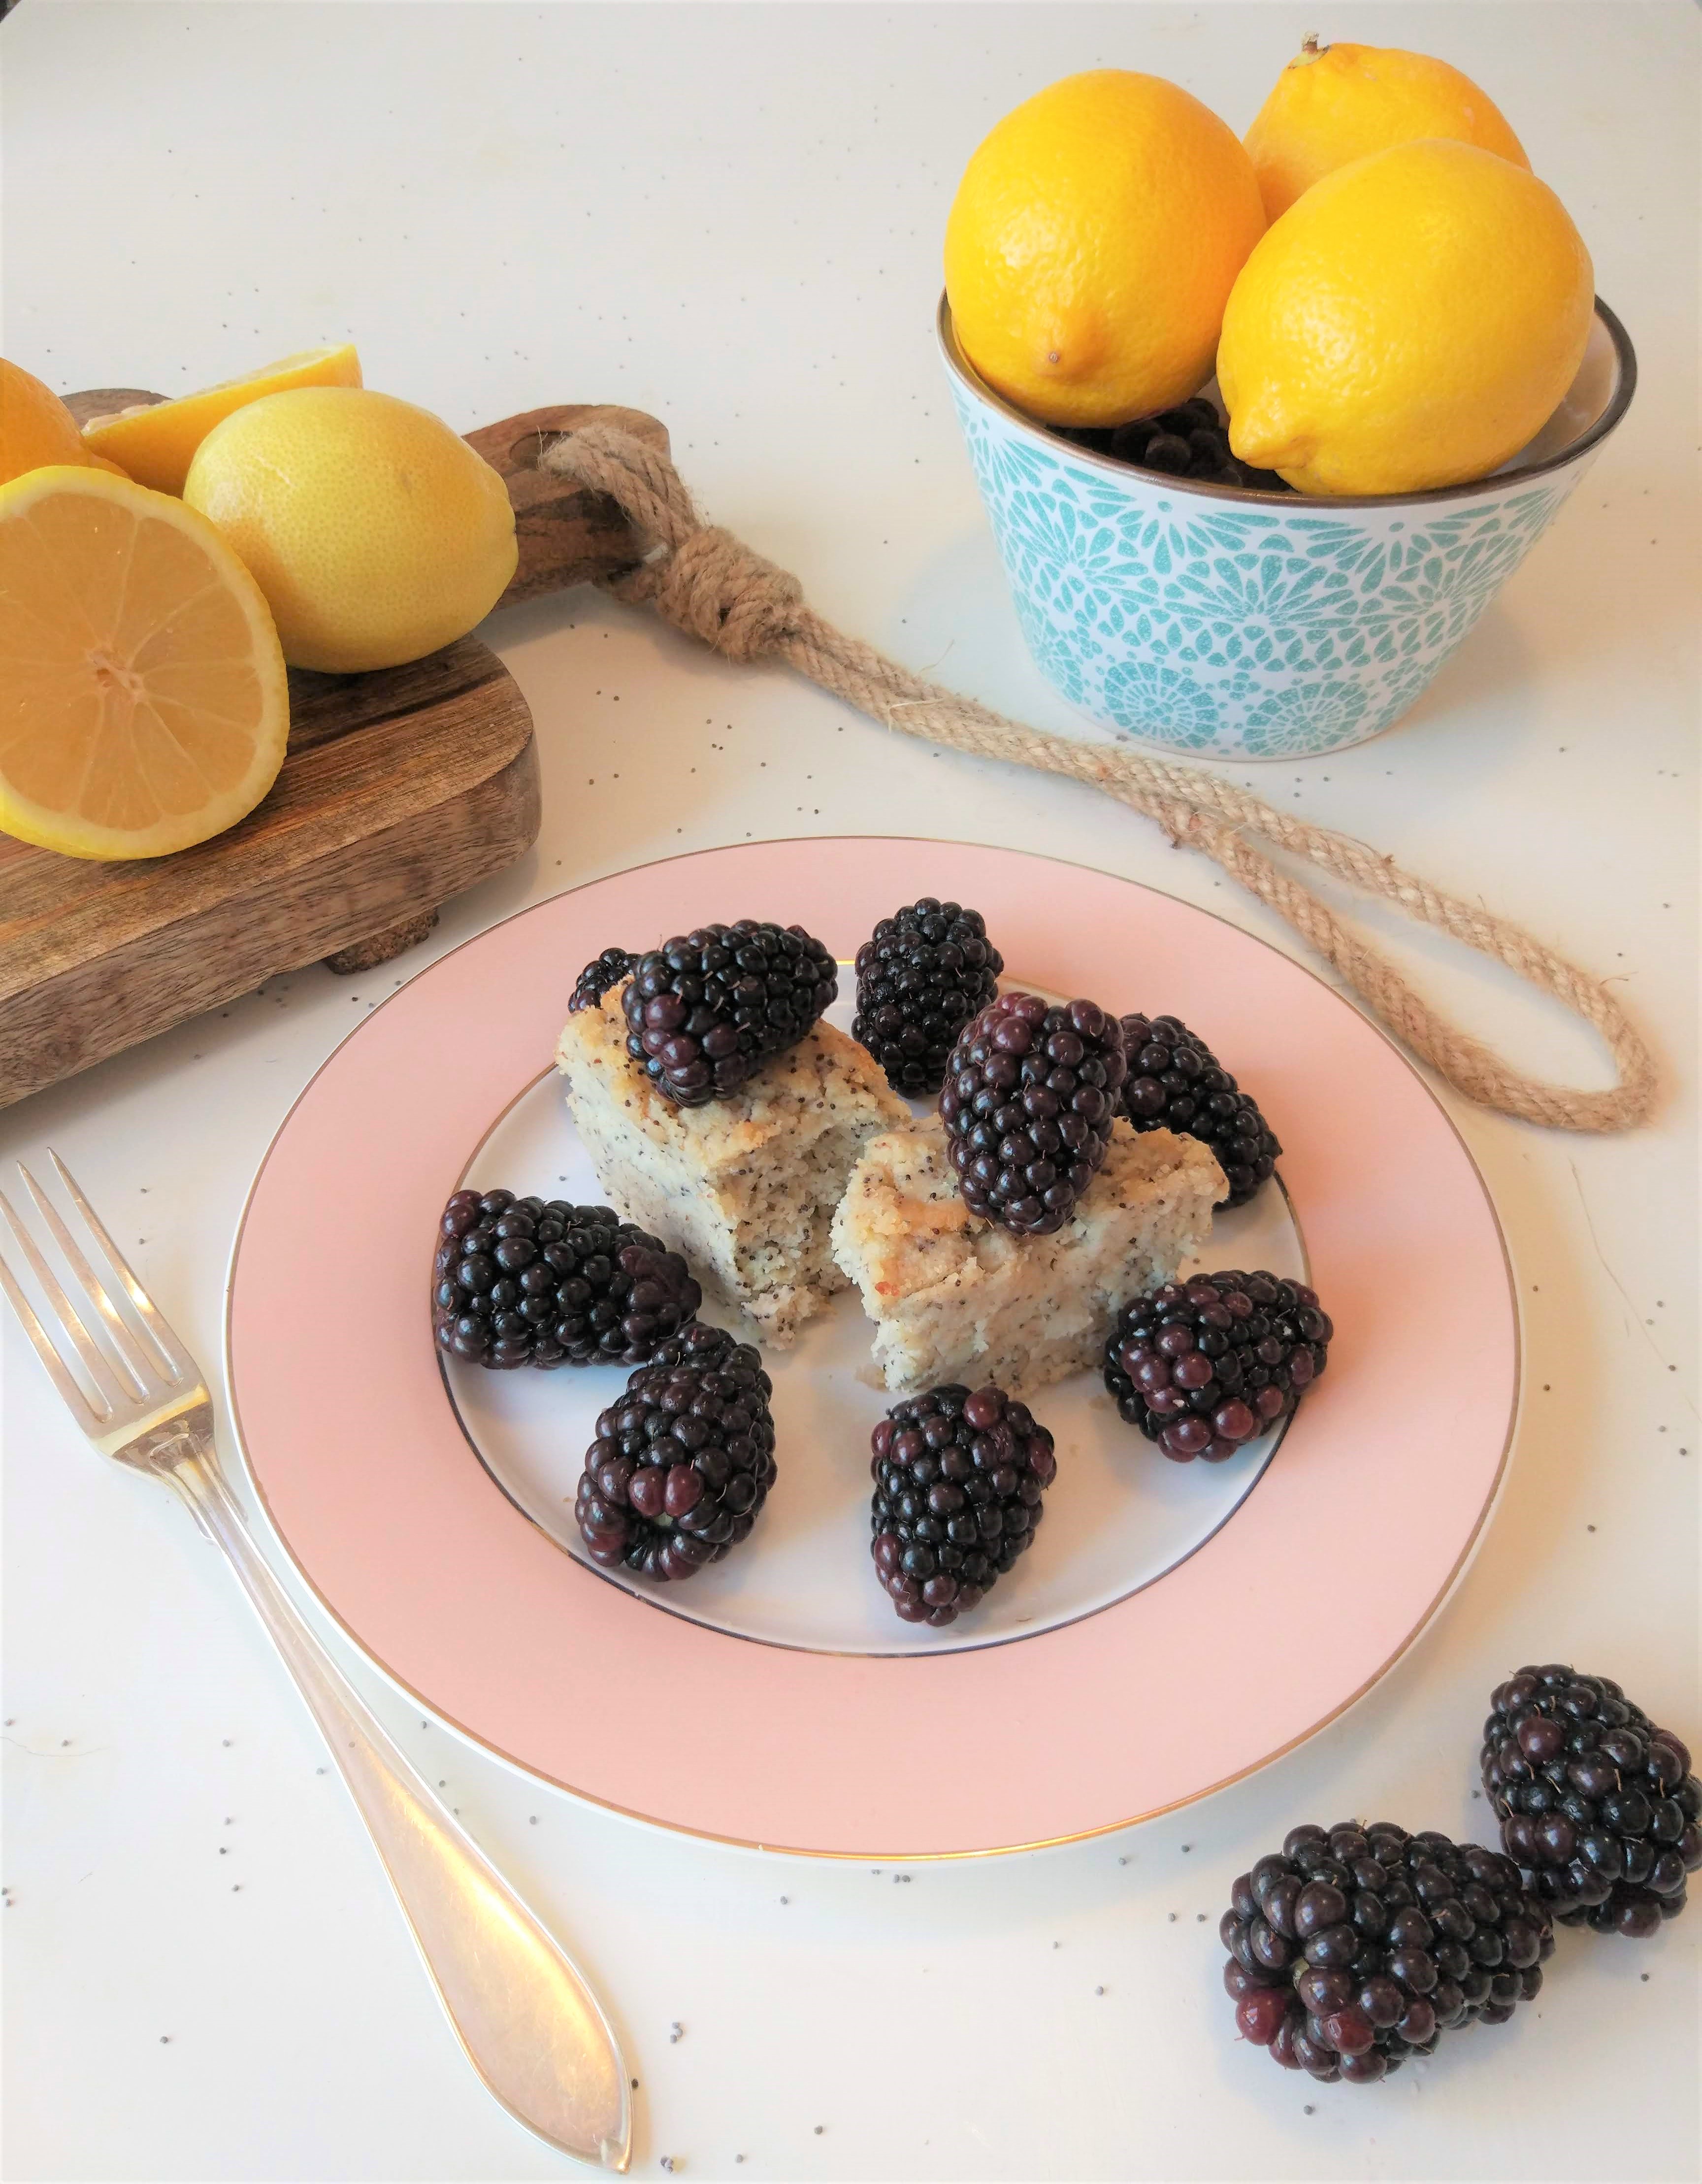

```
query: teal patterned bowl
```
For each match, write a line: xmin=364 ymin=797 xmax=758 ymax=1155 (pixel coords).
xmin=940 ymin=295 xmax=1635 ymax=760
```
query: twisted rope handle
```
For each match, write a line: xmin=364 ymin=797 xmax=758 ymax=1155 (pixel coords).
xmin=543 ymin=423 xmax=1657 ymax=1133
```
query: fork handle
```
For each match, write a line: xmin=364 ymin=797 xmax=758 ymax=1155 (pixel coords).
xmin=166 ymin=1448 xmax=632 ymax=2171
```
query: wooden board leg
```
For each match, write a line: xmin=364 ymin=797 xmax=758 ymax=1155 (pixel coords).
xmin=324 ymin=907 xmax=441 ymax=975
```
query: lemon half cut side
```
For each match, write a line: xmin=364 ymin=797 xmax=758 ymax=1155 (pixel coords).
xmin=0 ymin=465 xmax=290 ymax=860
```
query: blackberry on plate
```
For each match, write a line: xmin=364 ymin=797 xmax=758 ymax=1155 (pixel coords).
xmin=1103 ymin=1269 xmax=1332 ymax=1462
xmin=939 ymin=993 xmax=1127 ymax=1234
xmin=434 ymin=1190 xmax=701 ymax=1369
xmin=622 ymin=920 xmax=839 ymax=1106
xmin=1221 ymin=1820 xmax=1554 ymax=2084
xmin=851 ymin=897 xmax=1003 ymax=1096
xmin=1480 ymin=1663 xmax=1702 ymax=1938
xmin=569 ymin=947 xmax=634 ymax=1014
xmin=870 ymin=1384 xmax=1056 ymax=1625
xmin=574 ymin=1322 xmax=777 ymax=1581
xmin=1119 ymin=1013 xmax=1281 ymax=1208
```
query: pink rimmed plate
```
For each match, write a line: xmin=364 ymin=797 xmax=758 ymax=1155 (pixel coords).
xmin=225 ymin=838 xmax=1517 ymax=1857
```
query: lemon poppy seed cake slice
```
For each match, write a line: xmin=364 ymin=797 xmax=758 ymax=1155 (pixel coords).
xmin=555 ymin=982 xmax=909 ymax=1344
xmin=831 ymin=1115 xmax=1223 ymax=1393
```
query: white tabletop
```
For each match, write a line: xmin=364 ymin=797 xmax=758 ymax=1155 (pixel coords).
xmin=5 ymin=5 xmax=1698 ymax=2178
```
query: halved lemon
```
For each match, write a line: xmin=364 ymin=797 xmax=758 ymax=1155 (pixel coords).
xmin=0 ymin=466 xmax=289 ymax=860
xmin=80 ymin=342 xmax=361 ymax=494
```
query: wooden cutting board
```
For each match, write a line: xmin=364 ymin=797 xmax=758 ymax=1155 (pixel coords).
xmin=0 ymin=398 xmax=667 ymax=1111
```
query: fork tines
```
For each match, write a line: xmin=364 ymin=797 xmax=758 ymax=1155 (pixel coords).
xmin=0 ymin=1152 xmax=198 ymax=1434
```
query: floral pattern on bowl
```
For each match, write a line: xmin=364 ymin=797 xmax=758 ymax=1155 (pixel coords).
xmin=941 ymin=297 xmax=1635 ymax=760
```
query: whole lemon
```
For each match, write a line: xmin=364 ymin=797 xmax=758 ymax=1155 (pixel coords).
xmin=184 ymin=387 xmax=517 ymax=672
xmin=945 ymin=70 xmax=1265 ymax=426
xmin=1 ymin=358 xmax=128 ymax=484
xmin=1218 ymin=140 xmax=1593 ymax=497
xmin=1245 ymin=37 xmax=1529 ymax=223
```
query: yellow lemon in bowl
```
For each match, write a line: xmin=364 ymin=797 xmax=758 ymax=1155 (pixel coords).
xmin=0 ymin=466 xmax=288 ymax=860
xmin=945 ymin=69 xmax=1266 ymax=426
xmin=80 ymin=344 xmax=362 ymax=495
xmin=184 ymin=387 xmax=518 ymax=672
xmin=1218 ymin=139 xmax=1594 ymax=497
xmin=1245 ymin=37 xmax=1529 ymax=222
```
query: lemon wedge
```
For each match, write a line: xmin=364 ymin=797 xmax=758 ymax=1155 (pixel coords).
xmin=80 ymin=343 xmax=361 ymax=494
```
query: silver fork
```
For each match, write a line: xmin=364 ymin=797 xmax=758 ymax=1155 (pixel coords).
xmin=0 ymin=1152 xmax=631 ymax=2171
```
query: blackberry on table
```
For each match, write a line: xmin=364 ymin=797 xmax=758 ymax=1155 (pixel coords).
xmin=1119 ymin=1013 xmax=1281 ymax=1208
xmin=1481 ymin=1664 xmax=1702 ymax=1938
xmin=1104 ymin=1269 xmax=1332 ymax=1462
xmin=434 ymin=1190 xmax=701 ymax=1369
xmin=870 ymin=1384 xmax=1056 ymax=1625
xmin=1221 ymin=1820 xmax=1553 ymax=2084
xmin=851 ymin=897 xmax=1003 ymax=1096
xmin=568 ymin=947 xmax=634 ymax=1014
xmin=623 ymin=920 xmax=839 ymax=1106
xmin=574 ymin=1322 xmax=777 ymax=1581
xmin=939 ymin=993 xmax=1127 ymax=1234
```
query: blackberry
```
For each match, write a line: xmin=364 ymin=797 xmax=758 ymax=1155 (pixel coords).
xmin=870 ymin=1384 xmax=1056 ymax=1625
xmin=622 ymin=921 xmax=839 ymax=1106
xmin=433 ymin=1190 xmax=700 ymax=1369
xmin=1480 ymin=1664 xmax=1702 ymax=1938
xmin=568 ymin=947 xmax=634 ymax=1014
xmin=1059 ymin=399 xmax=1292 ymax=491
xmin=1221 ymin=1820 xmax=1554 ymax=2084
xmin=574 ymin=1322 xmax=777 ymax=1581
xmin=1119 ymin=1013 xmax=1281 ymax=1208
xmin=1103 ymin=1270 xmax=1332 ymax=1462
xmin=939 ymin=993 xmax=1127 ymax=1234
xmin=851 ymin=897 xmax=1003 ymax=1096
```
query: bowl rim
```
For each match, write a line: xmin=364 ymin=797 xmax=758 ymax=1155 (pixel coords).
xmin=936 ymin=290 xmax=1637 ymax=512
